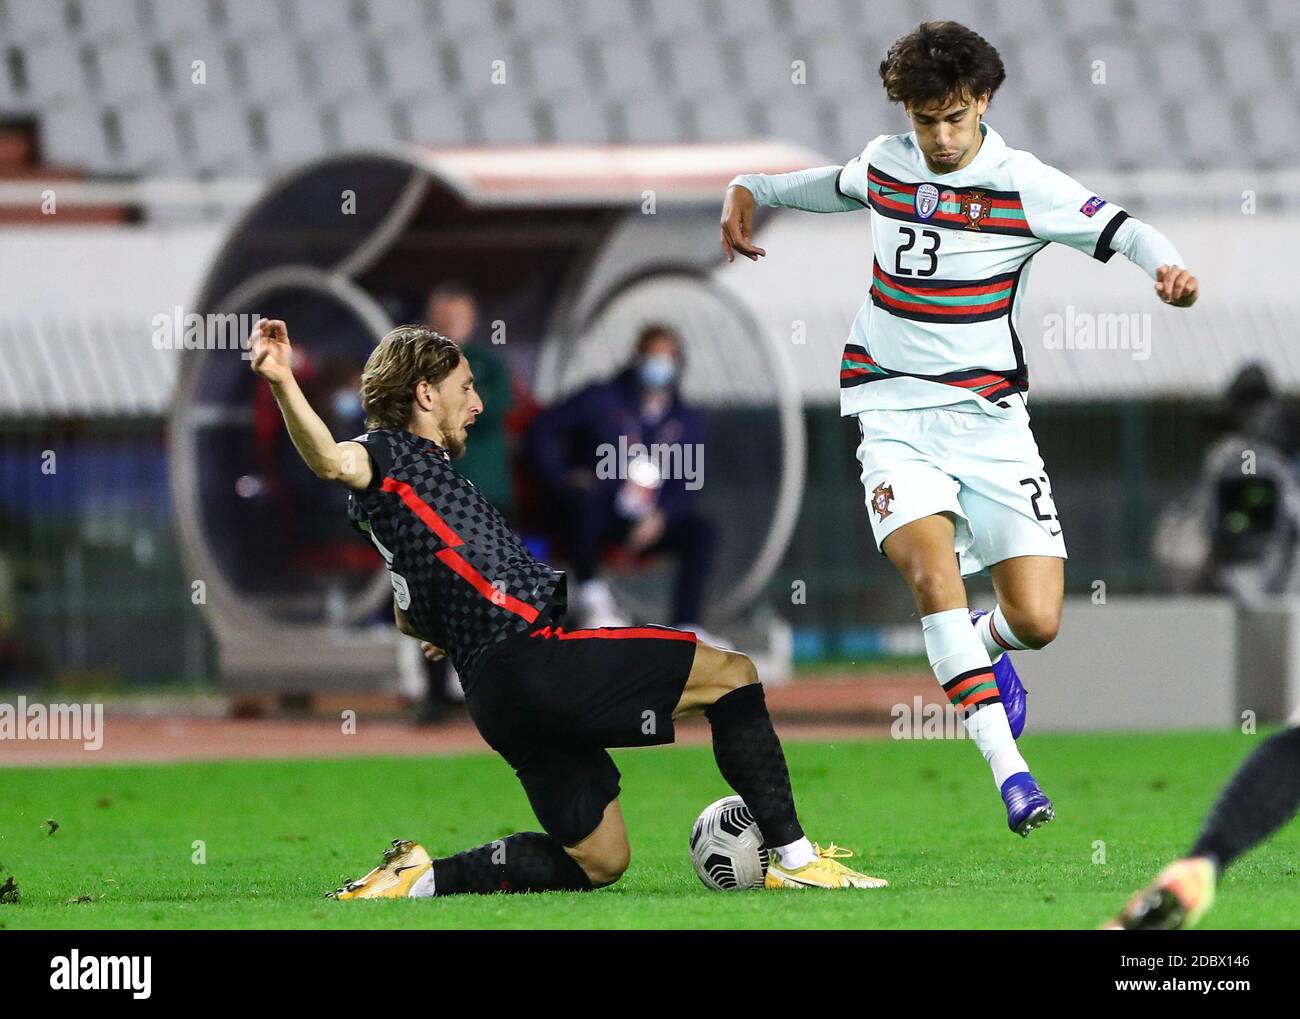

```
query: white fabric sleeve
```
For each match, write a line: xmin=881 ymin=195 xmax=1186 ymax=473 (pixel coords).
xmin=728 ymin=164 xmax=865 ymax=213
xmin=1015 ymin=154 xmax=1132 ymax=262
xmin=1107 ymin=216 xmax=1185 ymax=279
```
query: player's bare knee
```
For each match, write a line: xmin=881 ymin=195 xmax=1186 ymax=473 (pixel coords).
xmin=579 ymin=844 xmax=630 ymax=888
xmin=907 ymin=568 xmax=962 ymax=612
xmin=1008 ymin=608 xmax=1060 ymax=649
xmin=722 ymin=651 xmax=759 ymax=692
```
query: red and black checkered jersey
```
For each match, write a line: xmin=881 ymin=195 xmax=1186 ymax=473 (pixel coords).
xmin=346 ymin=428 xmax=565 ymax=687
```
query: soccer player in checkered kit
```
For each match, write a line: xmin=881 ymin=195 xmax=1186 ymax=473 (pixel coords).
xmin=250 ymin=318 xmax=884 ymax=895
xmin=722 ymin=22 xmax=1199 ymax=835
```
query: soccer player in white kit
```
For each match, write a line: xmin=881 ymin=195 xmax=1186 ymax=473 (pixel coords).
xmin=721 ymin=21 xmax=1199 ymax=835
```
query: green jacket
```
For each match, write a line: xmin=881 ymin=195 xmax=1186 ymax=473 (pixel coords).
xmin=458 ymin=344 xmax=514 ymax=517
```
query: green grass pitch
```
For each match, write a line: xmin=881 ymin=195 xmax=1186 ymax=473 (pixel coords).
xmin=2 ymin=730 xmax=1297 ymax=929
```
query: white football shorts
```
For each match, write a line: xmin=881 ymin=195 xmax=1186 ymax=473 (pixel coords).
xmin=854 ymin=399 xmax=1067 ymax=576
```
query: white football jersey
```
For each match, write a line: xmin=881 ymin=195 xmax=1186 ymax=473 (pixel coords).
xmin=832 ymin=122 xmax=1130 ymax=417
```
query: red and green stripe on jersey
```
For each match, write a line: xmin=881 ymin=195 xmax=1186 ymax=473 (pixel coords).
xmin=942 ymin=666 xmax=1002 ymax=714
xmin=870 ymin=260 xmax=1017 ymax=324
xmin=866 ymin=165 xmax=1034 ymax=237
xmin=840 ymin=343 xmax=1024 ymax=403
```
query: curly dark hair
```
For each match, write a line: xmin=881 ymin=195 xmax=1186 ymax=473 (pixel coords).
xmin=361 ymin=324 xmax=461 ymax=430
xmin=879 ymin=21 xmax=1006 ymax=109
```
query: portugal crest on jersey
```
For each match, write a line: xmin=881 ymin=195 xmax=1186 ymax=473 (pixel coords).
xmin=871 ymin=482 xmax=895 ymax=521
xmin=915 ymin=182 xmax=939 ymax=220
xmin=960 ymin=190 xmax=991 ymax=229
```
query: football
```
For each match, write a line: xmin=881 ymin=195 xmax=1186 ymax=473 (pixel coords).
xmin=689 ymin=796 xmax=771 ymax=890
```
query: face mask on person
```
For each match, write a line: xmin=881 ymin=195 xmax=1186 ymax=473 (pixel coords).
xmin=638 ymin=355 xmax=677 ymax=390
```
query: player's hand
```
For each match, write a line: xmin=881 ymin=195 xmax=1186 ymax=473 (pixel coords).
xmin=420 ymin=641 xmax=445 ymax=662
xmin=1155 ymin=265 xmax=1198 ymax=308
xmin=249 ymin=318 xmax=295 ymax=384
xmin=720 ymin=184 xmax=766 ymax=262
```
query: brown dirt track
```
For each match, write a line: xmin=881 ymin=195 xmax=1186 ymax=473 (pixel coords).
xmin=0 ymin=674 xmax=938 ymax=766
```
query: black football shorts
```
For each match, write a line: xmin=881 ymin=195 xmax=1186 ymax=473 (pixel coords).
xmin=465 ymin=622 xmax=699 ymax=846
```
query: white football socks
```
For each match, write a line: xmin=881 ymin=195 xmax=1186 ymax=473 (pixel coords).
xmin=973 ymin=605 xmax=1030 ymax=663
xmin=772 ymin=836 xmax=816 ymax=869
xmin=922 ymin=608 xmax=1028 ymax=789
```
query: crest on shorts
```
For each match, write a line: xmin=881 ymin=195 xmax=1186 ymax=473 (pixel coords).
xmin=871 ymin=482 xmax=895 ymax=521
xmin=959 ymin=190 xmax=991 ymax=229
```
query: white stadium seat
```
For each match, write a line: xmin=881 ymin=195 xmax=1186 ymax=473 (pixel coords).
xmin=691 ymin=93 xmax=754 ymax=142
xmin=39 ymin=104 xmax=109 ymax=168
xmin=184 ymin=100 xmax=258 ymax=174
xmin=593 ymin=36 xmax=662 ymax=99
xmin=617 ymin=95 xmax=685 ymax=144
xmin=526 ymin=36 xmax=594 ymax=97
xmin=362 ymin=0 xmax=433 ymax=37
xmin=142 ymin=0 xmax=218 ymax=42
xmin=475 ymin=91 xmax=541 ymax=143
xmin=333 ymin=97 xmax=402 ymax=149
xmin=232 ymin=37 xmax=310 ymax=101
xmin=256 ymin=101 xmax=330 ymax=171
xmin=304 ymin=33 xmax=377 ymax=101
xmin=663 ymin=36 xmax=731 ymax=98
xmin=15 ymin=40 xmax=88 ymax=105
xmin=376 ymin=33 xmax=447 ymax=99
xmin=93 ymin=40 xmax=166 ymax=103
xmin=402 ymin=92 xmax=473 ymax=144
xmin=544 ymin=93 xmax=614 ymax=143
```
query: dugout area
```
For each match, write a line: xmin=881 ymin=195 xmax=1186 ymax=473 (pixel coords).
xmin=168 ymin=142 xmax=817 ymax=697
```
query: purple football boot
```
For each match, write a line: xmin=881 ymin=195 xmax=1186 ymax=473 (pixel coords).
xmin=970 ymin=609 xmax=1026 ymax=739
xmin=1000 ymin=772 xmax=1055 ymax=837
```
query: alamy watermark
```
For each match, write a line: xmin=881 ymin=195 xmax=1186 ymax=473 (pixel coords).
xmin=151 ymin=308 xmax=263 ymax=359
xmin=595 ymin=435 xmax=704 ymax=491
xmin=50 ymin=950 xmax=150 ymax=999
xmin=0 ymin=697 xmax=103 ymax=750
xmin=890 ymin=697 xmax=973 ymax=740
xmin=1042 ymin=306 xmax=1151 ymax=361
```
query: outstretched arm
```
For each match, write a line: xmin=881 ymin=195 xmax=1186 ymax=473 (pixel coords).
xmin=1108 ymin=217 xmax=1199 ymax=307
xmin=721 ymin=164 xmax=865 ymax=261
xmin=1015 ymin=156 xmax=1199 ymax=308
xmin=248 ymin=318 xmax=374 ymax=490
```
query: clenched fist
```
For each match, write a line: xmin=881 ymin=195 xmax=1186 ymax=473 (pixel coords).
xmin=1155 ymin=265 xmax=1198 ymax=308
xmin=249 ymin=318 xmax=295 ymax=385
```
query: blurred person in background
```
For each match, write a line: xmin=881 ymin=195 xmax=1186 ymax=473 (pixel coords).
xmin=1214 ymin=362 xmax=1299 ymax=456
xmin=526 ymin=325 xmax=717 ymax=633
xmin=1153 ymin=362 xmax=1300 ymax=597
xmin=413 ymin=282 xmax=516 ymax=722
xmin=426 ymin=281 xmax=515 ymax=517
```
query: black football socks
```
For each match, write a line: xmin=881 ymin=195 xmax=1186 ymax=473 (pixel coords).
xmin=1190 ymin=725 xmax=1300 ymax=874
xmin=426 ymin=832 xmax=593 ymax=895
xmin=704 ymin=683 xmax=805 ymax=848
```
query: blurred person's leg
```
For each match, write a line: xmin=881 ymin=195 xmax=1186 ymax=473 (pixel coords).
xmin=558 ymin=484 xmax=631 ymax=627
xmin=415 ymin=655 xmax=456 ymax=725
xmin=1190 ymin=724 xmax=1300 ymax=874
xmin=1108 ymin=724 xmax=1300 ymax=929
xmin=649 ymin=513 xmax=718 ymax=626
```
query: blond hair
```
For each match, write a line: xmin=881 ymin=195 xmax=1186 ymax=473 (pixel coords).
xmin=360 ymin=325 xmax=461 ymax=430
